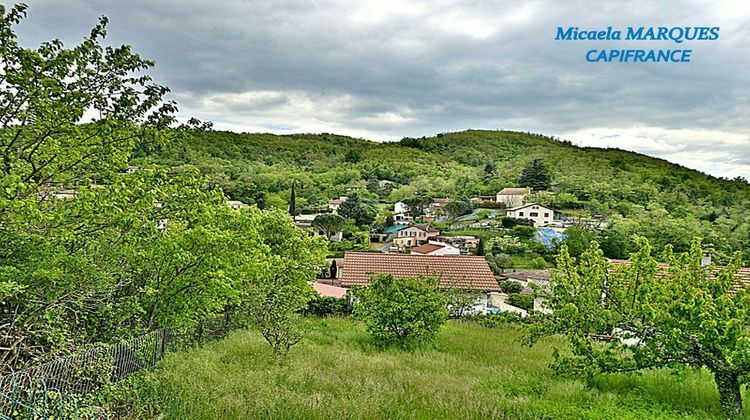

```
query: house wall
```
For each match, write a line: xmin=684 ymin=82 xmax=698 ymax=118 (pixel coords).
xmin=496 ymin=194 xmax=525 ymax=208
xmin=506 ymin=204 xmax=554 ymax=227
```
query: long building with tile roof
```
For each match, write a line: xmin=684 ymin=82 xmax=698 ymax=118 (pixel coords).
xmin=340 ymin=252 xmax=500 ymax=291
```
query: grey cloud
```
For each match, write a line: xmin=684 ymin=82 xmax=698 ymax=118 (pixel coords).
xmin=13 ymin=0 xmax=750 ymax=177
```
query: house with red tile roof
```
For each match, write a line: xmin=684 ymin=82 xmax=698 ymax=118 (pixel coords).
xmin=410 ymin=241 xmax=460 ymax=256
xmin=340 ymin=252 xmax=500 ymax=291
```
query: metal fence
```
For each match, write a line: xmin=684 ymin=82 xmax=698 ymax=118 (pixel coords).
xmin=1 ymin=315 xmax=234 ymax=419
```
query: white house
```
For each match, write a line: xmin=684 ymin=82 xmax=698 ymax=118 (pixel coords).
xmin=328 ymin=196 xmax=347 ymax=214
xmin=410 ymin=241 xmax=461 ymax=256
xmin=393 ymin=201 xmax=413 ymax=224
xmin=496 ymin=187 xmax=530 ymax=208
xmin=505 ymin=203 xmax=554 ymax=227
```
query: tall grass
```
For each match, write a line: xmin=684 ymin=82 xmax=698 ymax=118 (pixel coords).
xmin=126 ymin=318 xmax=734 ymax=419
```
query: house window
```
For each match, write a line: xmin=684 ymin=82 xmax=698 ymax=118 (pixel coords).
xmin=518 ymin=212 xmax=524 ymax=216
xmin=530 ymin=212 xmax=538 ymax=217
xmin=544 ymin=212 xmax=549 ymax=217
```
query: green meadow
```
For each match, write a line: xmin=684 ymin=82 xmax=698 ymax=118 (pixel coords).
xmin=124 ymin=318 xmax=734 ymax=419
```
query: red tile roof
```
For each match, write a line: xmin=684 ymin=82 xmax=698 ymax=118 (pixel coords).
xmin=341 ymin=252 xmax=500 ymax=291
xmin=312 ymin=282 xmax=348 ymax=298
xmin=410 ymin=243 xmax=444 ymax=254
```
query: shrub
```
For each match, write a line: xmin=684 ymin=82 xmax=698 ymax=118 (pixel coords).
xmin=500 ymin=280 xmax=523 ymax=294
xmin=473 ymin=312 xmax=527 ymax=328
xmin=507 ymin=293 xmax=533 ymax=311
xmin=501 ymin=217 xmax=534 ymax=228
xmin=304 ymin=295 xmax=352 ymax=317
xmin=511 ymin=225 xmax=536 ymax=240
xmin=352 ymin=275 xmax=447 ymax=347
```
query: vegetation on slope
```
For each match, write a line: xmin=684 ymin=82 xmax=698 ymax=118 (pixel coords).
xmin=146 ymin=129 xmax=750 ymax=262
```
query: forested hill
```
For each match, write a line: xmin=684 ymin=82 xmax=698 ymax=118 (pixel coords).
xmin=144 ymin=129 xmax=750 ymax=261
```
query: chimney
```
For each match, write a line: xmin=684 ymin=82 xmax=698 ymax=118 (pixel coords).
xmin=701 ymin=252 xmax=712 ymax=267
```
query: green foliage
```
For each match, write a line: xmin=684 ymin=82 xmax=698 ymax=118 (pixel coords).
xmin=511 ymin=225 xmax=536 ymax=240
xmin=507 ymin=293 xmax=533 ymax=311
xmin=442 ymin=288 xmax=482 ymax=318
xmin=289 ymin=182 xmax=297 ymax=217
xmin=443 ymin=200 xmax=472 ymax=220
xmin=519 ymin=158 xmax=552 ymax=191
xmin=0 ymin=6 xmax=330 ymax=370
xmin=401 ymin=195 xmax=432 ymax=218
xmin=485 ymin=253 xmax=511 ymax=274
xmin=557 ymin=226 xmax=595 ymax=257
xmin=352 ymin=275 xmax=447 ymax=347
xmin=502 ymin=217 xmax=535 ymax=228
xmin=311 ymin=213 xmax=347 ymax=238
xmin=304 ymin=295 xmax=352 ymax=317
xmin=527 ymin=238 xmax=750 ymax=418
xmin=146 ymin=128 xmax=750 ymax=264
xmin=500 ymin=280 xmax=523 ymax=294
xmin=338 ymin=194 xmax=376 ymax=227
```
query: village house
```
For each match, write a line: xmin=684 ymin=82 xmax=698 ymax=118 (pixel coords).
xmin=424 ymin=197 xmax=453 ymax=221
xmin=496 ymin=187 xmax=531 ymax=208
xmin=505 ymin=203 xmax=555 ymax=227
xmin=501 ymin=270 xmax=552 ymax=313
xmin=339 ymin=252 xmax=500 ymax=292
xmin=328 ymin=196 xmax=347 ymax=214
xmin=393 ymin=201 xmax=413 ymax=224
xmin=410 ymin=241 xmax=461 ymax=256
xmin=471 ymin=195 xmax=497 ymax=205
xmin=437 ymin=235 xmax=479 ymax=254
xmin=392 ymin=224 xmax=440 ymax=249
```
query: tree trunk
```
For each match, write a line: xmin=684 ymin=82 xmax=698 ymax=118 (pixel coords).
xmin=714 ymin=369 xmax=743 ymax=418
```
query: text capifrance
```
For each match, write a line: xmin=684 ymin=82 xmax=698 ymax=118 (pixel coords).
xmin=555 ymin=26 xmax=720 ymax=63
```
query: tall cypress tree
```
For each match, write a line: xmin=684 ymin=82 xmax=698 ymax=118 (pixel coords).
xmin=289 ymin=182 xmax=297 ymax=220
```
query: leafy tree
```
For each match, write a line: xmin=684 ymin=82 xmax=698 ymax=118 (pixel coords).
xmin=557 ymin=226 xmax=595 ymax=257
xmin=443 ymin=286 xmax=482 ymax=318
xmin=511 ymin=225 xmax=536 ymax=240
xmin=344 ymin=149 xmax=361 ymax=163
xmin=444 ymin=200 xmax=472 ymax=221
xmin=245 ymin=270 xmax=311 ymax=358
xmin=519 ymin=158 xmax=551 ymax=190
xmin=366 ymin=178 xmax=380 ymax=194
xmin=401 ymin=196 xmax=432 ymax=219
xmin=338 ymin=194 xmax=375 ymax=227
xmin=485 ymin=253 xmax=511 ymax=273
xmin=500 ymin=280 xmax=523 ymax=294
xmin=312 ymin=213 xmax=347 ymax=239
xmin=507 ymin=293 xmax=533 ymax=310
xmin=527 ymin=238 xmax=750 ymax=418
xmin=352 ymin=275 xmax=447 ymax=347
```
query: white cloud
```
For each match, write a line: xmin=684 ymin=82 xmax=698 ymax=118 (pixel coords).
xmin=561 ymin=127 xmax=750 ymax=178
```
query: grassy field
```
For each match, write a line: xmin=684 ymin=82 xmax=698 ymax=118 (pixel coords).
xmin=127 ymin=318 xmax=736 ymax=419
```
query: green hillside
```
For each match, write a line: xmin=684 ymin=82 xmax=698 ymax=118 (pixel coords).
xmin=145 ymin=129 xmax=750 ymax=261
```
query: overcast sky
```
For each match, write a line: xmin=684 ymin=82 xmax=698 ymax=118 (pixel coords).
xmin=13 ymin=0 xmax=750 ymax=178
